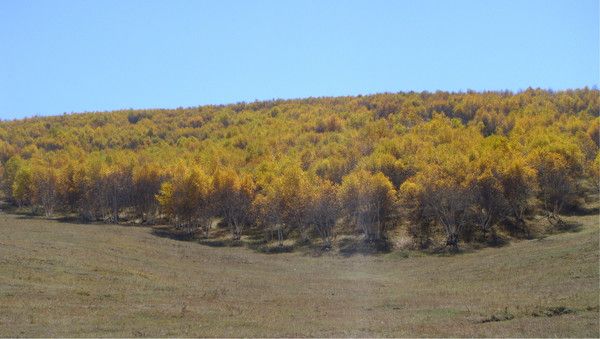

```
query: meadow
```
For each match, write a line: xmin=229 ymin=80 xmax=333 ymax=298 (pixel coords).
xmin=0 ymin=208 xmax=597 ymax=337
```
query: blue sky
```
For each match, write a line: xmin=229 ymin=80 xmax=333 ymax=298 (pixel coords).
xmin=0 ymin=0 xmax=598 ymax=119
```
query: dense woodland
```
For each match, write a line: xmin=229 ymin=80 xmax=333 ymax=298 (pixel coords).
xmin=1 ymin=89 xmax=598 ymax=251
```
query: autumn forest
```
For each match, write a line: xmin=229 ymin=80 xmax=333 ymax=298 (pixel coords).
xmin=2 ymin=88 xmax=599 ymax=252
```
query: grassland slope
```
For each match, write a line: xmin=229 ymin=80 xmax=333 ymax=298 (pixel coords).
xmin=0 ymin=212 xmax=598 ymax=337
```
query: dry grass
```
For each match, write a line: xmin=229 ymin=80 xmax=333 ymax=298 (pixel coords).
xmin=0 ymin=211 xmax=598 ymax=337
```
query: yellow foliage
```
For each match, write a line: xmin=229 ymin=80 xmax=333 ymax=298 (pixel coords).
xmin=0 ymin=90 xmax=596 ymax=245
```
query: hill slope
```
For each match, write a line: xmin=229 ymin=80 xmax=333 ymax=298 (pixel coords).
xmin=1 ymin=89 xmax=598 ymax=252
xmin=0 ymin=211 xmax=597 ymax=337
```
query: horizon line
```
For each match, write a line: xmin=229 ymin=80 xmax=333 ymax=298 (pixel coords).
xmin=3 ymin=85 xmax=598 ymax=122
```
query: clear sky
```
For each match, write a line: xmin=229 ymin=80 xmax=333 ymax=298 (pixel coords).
xmin=0 ymin=0 xmax=598 ymax=119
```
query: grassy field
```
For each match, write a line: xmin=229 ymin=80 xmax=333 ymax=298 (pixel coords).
xmin=0 ymin=211 xmax=598 ymax=337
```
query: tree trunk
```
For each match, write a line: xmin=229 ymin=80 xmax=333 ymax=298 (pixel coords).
xmin=446 ymin=233 xmax=459 ymax=252
xmin=277 ymin=227 xmax=283 ymax=247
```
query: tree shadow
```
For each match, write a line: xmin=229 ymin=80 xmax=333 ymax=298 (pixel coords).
xmin=485 ymin=235 xmax=510 ymax=247
xmin=428 ymin=245 xmax=470 ymax=256
xmin=563 ymin=205 xmax=600 ymax=217
xmin=54 ymin=215 xmax=85 ymax=224
xmin=14 ymin=213 xmax=95 ymax=226
xmin=150 ymin=224 xmax=287 ymax=254
xmin=296 ymin=240 xmax=336 ymax=257
xmin=251 ymin=244 xmax=295 ymax=254
xmin=150 ymin=226 xmax=197 ymax=241
xmin=198 ymin=238 xmax=244 ymax=247
xmin=14 ymin=213 xmax=153 ymax=228
xmin=337 ymin=237 xmax=392 ymax=257
xmin=550 ymin=220 xmax=584 ymax=233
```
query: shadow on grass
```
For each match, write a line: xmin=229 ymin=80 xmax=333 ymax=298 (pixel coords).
xmin=8 ymin=205 xmax=165 ymax=229
xmin=54 ymin=215 xmax=86 ymax=224
xmin=14 ymin=213 xmax=99 ymax=226
xmin=14 ymin=213 xmax=157 ymax=228
xmin=295 ymin=241 xmax=338 ymax=257
xmin=253 ymin=244 xmax=295 ymax=254
xmin=337 ymin=237 xmax=392 ymax=257
xmin=198 ymin=239 xmax=244 ymax=247
xmin=564 ymin=205 xmax=600 ymax=217
xmin=150 ymin=225 xmax=292 ymax=254
xmin=427 ymin=245 xmax=473 ymax=256
xmin=551 ymin=221 xmax=584 ymax=233
xmin=484 ymin=233 xmax=510 ymax=247
xmin=151 ymin=227 xmax=196 ymax=241
xmin=531 ymin=306 xmax=577 ymax=317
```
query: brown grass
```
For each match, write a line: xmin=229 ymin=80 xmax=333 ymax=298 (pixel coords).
xmin=0 ymin=212 xmax=598 ymax=337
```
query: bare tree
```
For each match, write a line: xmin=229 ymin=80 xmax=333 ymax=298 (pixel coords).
xmin=32 ymin=167 xmax=58 ymax=217
xmin=306 ymin=180 xmax=340 ymax=248
xmin=212 ymin=169 xmax=255 ymax=240
xmin=424 ymin=184 xmax=474 ymax=251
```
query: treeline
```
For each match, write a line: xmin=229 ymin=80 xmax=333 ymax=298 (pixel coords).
xmin=1 ymin=89 xmax=598 ymax=250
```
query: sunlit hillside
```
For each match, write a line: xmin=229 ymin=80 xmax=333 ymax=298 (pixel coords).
xmin=1 ymin=89 xmax=598 ymax=251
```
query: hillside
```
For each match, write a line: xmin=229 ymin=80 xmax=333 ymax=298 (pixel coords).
xmin=1 ymin=89 xmax=599 ymax=337
xmin=1 ymin=89 xmax=599 ymax=251
xmin=0 ymin=209 xmax=598 ymax=337
xmin=0 ymin=88 xmax=600 ymax=251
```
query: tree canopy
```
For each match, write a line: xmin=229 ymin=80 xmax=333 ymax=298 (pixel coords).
xmin=1 ymin=88 xmax=597 ymax=250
